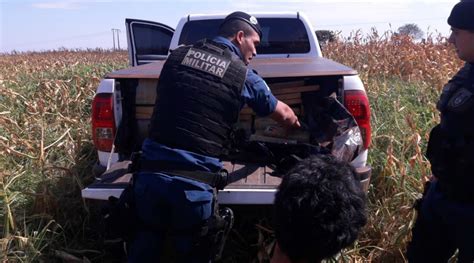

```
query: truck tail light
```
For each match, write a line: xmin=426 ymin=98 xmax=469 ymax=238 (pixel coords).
xmin=92 ymin=93 xmax=116 ymax=152
xmin=344 ymin=90 xmax=371 ymax=149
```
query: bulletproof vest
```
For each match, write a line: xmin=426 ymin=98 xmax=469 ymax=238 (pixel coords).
xmin=148 ymin=39 xmax=247 ymax=158
xmin=427 ymin=63 xmax=474 ymax=201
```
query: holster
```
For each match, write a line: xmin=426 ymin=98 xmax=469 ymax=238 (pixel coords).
xmin=209 ymin=207 xmax=234 ymax=261
xmin=167 ymin=197 xmax=233 ymax=262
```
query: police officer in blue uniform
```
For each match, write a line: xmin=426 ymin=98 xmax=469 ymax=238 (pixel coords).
xmin=127 ymin=11 xmax=300 ymax=262
xmin=407 ymin=1 xmax=474 ymax=262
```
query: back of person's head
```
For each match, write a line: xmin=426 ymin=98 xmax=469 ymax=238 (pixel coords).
xmin=274 ymin=155 xmax=367 ymax=262
xmin=218 ymin=11 xmax=262 ymax=39
xmin=448 ymin=0 xmax=474 ymax=31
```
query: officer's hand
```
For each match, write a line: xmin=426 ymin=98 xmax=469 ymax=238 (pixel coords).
xmin=271 ymin=101 xmax=301 ymax=129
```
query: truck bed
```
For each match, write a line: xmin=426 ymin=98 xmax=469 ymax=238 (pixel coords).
xmin=81 ymin=159 xmax=370 ymax=204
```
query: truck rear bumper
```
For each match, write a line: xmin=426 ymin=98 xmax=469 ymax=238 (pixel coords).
xmin=81 ymin=186 xmax=278 ymax=205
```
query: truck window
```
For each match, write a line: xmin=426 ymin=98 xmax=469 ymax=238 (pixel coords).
xmin=178 ymin=18 xmax=310 ymax=54
xmin=133 ymin=23 xmax=173 ymax=55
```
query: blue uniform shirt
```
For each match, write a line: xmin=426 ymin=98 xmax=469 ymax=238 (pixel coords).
xmin=213 ymin=36 xmax=278 ymax=117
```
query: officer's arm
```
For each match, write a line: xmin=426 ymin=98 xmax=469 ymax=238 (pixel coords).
xmin=270 ymin=100 xmax=301 ymax=128
xmin=244 ymin=70 xmax=299 ymax=128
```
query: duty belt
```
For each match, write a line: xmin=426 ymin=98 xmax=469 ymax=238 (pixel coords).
xmin=137 ymin=160 xmax=229 ymax=190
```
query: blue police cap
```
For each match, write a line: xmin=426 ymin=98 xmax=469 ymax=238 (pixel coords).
xmin=222 ymin=11 xmax=262 ymax=38
xmin=448 ymin=1 xmax=474 ymax=31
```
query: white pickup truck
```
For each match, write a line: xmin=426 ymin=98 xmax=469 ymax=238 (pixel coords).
xmin=81 ymin=12 xmax=371 ymax=204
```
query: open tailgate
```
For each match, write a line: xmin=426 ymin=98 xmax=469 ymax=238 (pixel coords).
xmin=81 ymin=161 xmax=282 ymax=205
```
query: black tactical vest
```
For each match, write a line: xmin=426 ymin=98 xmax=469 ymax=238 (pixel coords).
xmin=148 ymin=39 xmax=247 ymax=158
xmin=427 ymin=63 xmax=474 ymax=201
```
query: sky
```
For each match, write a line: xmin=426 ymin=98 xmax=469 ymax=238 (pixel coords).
xmin=0 ymin=0 xmax=460 ymax=53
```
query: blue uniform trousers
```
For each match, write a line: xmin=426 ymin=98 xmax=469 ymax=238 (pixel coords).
xmin=127 ymin=172 xmax=215 ymax=263
xmin=407 ymin=181 xmax=474 ymax=263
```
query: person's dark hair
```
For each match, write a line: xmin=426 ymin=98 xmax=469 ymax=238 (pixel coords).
xmin=274 ymin=155 xmax=367 ymax=262
xmin=218 ymin=19 xmax=258 ymax=39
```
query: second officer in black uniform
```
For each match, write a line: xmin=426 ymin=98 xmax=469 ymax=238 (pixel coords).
xmin=407 ymin=1 xmax=474 ymax=262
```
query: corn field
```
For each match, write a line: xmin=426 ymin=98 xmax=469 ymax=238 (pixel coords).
xmin=0 ymin=32 xmax=465 ymax=262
